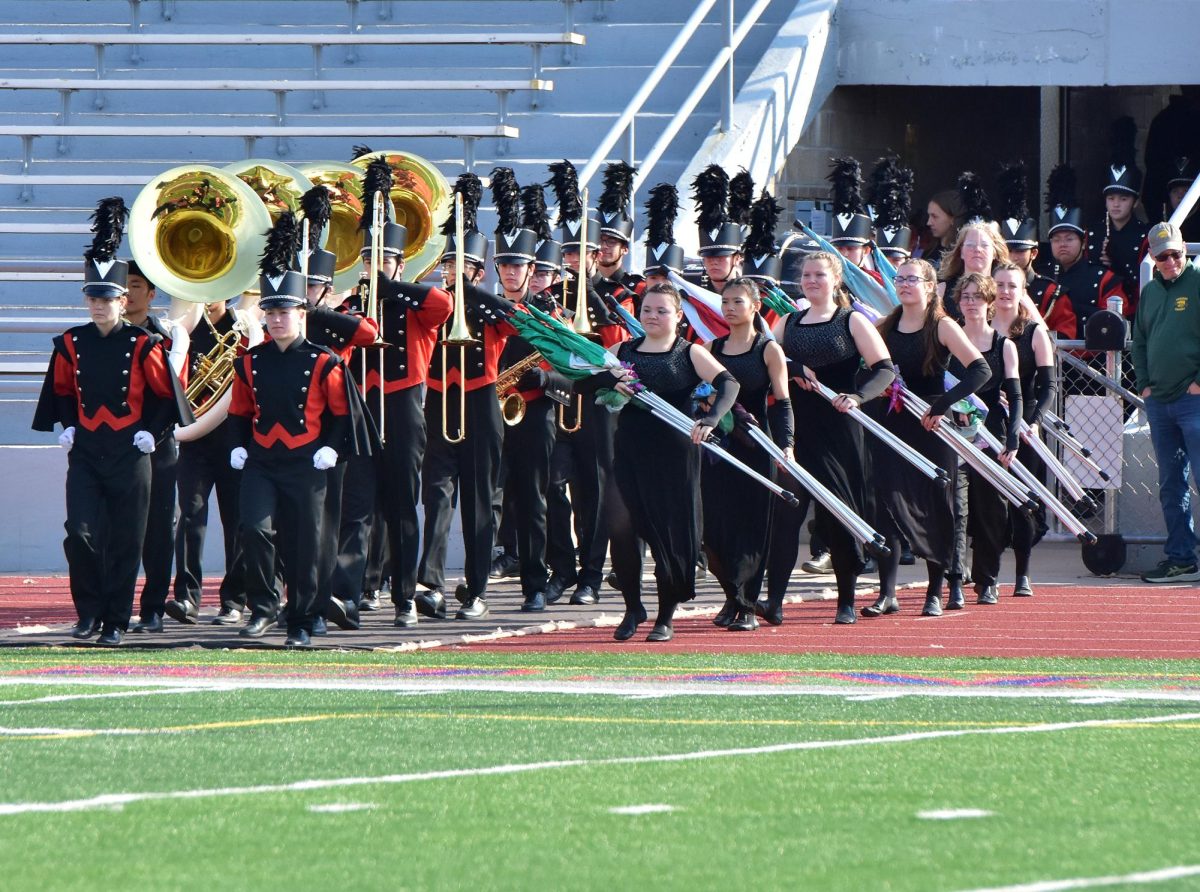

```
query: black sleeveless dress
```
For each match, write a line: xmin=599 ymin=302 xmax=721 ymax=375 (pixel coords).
xmin=611 ymin=336 xmax=702 ymax=605
xmin=781 ymin=307 xmax=870 ymax=569
xmin=870 ymin=325 xmax=956 ymax=567
xmin=1010 ymin=323 xmax=1048 ymax=552
xmin=703 ymin=334 xmax=774 ymax=608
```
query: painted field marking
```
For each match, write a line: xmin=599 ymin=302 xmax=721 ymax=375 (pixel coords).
xmin=917 ymin=808 xmax=993 ymax=820
xmin=609 ymin=804 xmax=676 ymax=815
xmin=0 ymin=686 xmax=231 ymax=707
xmin=307 ymin=803 xmax=374 ymax=814
xmin=1 ymin=709 xmax=1197 ymax=816
xmin=0 ymin=712 xmax=386 ymax=741
xmin=1069 ymin=697 xmax=1127 ymax=705
xmin=958 ymin=862 xmax=1200 ymax=891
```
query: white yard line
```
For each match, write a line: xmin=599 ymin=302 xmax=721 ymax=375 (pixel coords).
xmin=0 ymin=686 xmax=231 ymax=707
xmin=0 ymin=710 xmax=1196 ymax=816
xmin=958 ymin=863 xmax=1200 ymax=891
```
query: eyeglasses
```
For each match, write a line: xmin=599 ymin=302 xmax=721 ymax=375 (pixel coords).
xmin=958 ymin=293 xmax=987 ymax=303
xmin=1155 ymin=250 xmax=1184 ymax=263
xmin=894 ymin=275 xmax=928 ymax=285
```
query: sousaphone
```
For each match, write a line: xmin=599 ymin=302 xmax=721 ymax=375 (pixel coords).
xmin=297 ymin=161 xmax=365 ymax=293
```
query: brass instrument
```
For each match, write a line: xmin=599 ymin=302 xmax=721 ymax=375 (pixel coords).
xmin=128 ymin=164 xmax=272 ymax=304
xmin=496 ymin=351 xmax=545 ymax=426
xmin=558 ymin=187 xmax=591 ymax=432
xmin=297 ymin=162 xmax=366 ymax=293
xmin=174 ymin=310 xmax=262 ymax=443
xmin=224 ymin=159 xmax=314 ymax=224
xmin=442 ymin=192 xmax=478 ymax=443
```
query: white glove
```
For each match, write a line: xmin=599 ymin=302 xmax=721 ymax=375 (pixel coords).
xmin=133 ymin=430 xmax=156 ymax=454
xmin=58 ymin=426 xmax=75 ymax=449
xmin=166 ymin=320 xmax=191 ymax=378
xmin=230 ymin=447 xmax=247 ymax=470
xmin=313 ymin=446 xmax=338 ymax=470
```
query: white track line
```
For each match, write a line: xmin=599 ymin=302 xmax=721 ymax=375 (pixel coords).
xmin=0 ymin=710 xmax=1195 ymax=816
xmin=959 ymin=863 xmax=1200 ymax=891
xmin=2 ymin=674 xmax=1200 ymax=704
xmin=0 ymin=686 xmax=231 ymax=707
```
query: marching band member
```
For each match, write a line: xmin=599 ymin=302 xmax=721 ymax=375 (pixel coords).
xmin=826 ymin=157 xmax=880 ymax=282
xmin=996 ymin=161 xmax=1053 ymax=308
xmin=937 ymin=173 xmax=1008 ymax=318
xmin=596 ymin=161 xmax=646 ymax=307
xmin=417 ymin=173 xmax=517 ymax=621
xmin=690 ymin=164 xmax=746 ymax=294
xmin=33 ymin=198 xmax=186 ymax=645
xmin=868 ymin=155 xmax=916 ymax=265
xmin=1087 ymin=117 xmax=1150 ymax=301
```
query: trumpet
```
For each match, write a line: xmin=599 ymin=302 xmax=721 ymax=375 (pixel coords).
xmin=442 ymin=192 xmax=479 ymax=444
xmin=496 ymin=351 xmax=545 ymax=426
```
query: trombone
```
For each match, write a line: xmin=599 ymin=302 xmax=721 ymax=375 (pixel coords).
xmin=442 ymin=192 xmax=478 ymax=443
xmin=363 ymin=189 xmax=387 ymax=442
xmin=558 ymin=187 xmax=590 ymax=434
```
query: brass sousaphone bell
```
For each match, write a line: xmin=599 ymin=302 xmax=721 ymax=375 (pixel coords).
xmin=297 ymin=161 xmax=366 ymax=294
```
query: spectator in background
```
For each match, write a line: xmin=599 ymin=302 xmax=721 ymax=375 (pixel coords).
xmin=922 ymin=189 xmax=964 ymax=269
xmin=1132 ymin=222 xmax=1200 ymax=583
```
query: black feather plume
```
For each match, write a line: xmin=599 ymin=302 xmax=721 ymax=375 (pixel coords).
xmin=826 ymin=157 xmax=865 ymax=215
xmin=1044 ymin=164 xmax=1077 ymax=213
xmin=520 ymin=183 xmax=552 ymax=241
xmin=996 ymin=161 xmax=1030 ymax=222
xmin=299 ymin=185 xmax=332 ymax=247
xmin=1109 ymin=116 xmax=1138 ymax=168
xmin=490 ymin=166 xmax=522 ymax=233
xmin=957 ymin=171 xmax=992 ymax=222
xmin=359 ymin=157 xmax=393 ymax=231
xmin=868 ymin=155 xmax=913 ymax=229
xmin=743 ymin=191 xmax=781 ymax=258
xmin=598 ymin=161 xmax=636 ymax=218
xmin=728 ymin=169 xmax=755 ymax=226
xmin=644 ymin=182 xmax=679 ymax=246
xmin=547 ymin=160 xmax=582 ymax=227
xmin=85 ymin=196 xmax=128 ymax=263
xmin=440 ymin=172 xmax=483 ymax=237
xmin=260 ymin=210 xmax=302 ymax=279
xmin=350 ymin=144 xmax=374 ymax=161
xmin=691 ymin=164 xmax=729 ymax=230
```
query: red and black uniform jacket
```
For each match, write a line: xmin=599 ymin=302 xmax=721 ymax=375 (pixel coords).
xmin=1087 ymin=217 xmax=1149 ymax=303
xmin=426 ymin=284 xmax=517 ymax=395
xmin=500 ymin=291 xmax=574 ymax=407
xmin=32 ymin=320 xmax=186 ymax=451
xmin=357 ymin=279 xmax=453 ymax=395
xmin=229 ymin=338 xmax=351 ymax=462
xmin=606 ymin=268 xmax=646 ymax=314
xmin=552 ymin=272 xmax=632 ymax=349
xmin=306 ymin=303 xmax=380 ymax=363
xmin=1037 ymin=260 xmax=1129 ymax=341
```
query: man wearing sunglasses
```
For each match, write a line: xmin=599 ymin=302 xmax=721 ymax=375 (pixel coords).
xmin=1133 ymin=222 xmax=1200 ymax=583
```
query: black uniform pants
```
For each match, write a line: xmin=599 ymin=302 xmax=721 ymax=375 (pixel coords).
xmin=363 ymin=501 xmax=389 ymax=594
xmin=545 ymin=397 xmax=613 ymax=588
xmin=501 ymin=396 xmax=556 ymax=597
xmin=376 ymin=386 xmax=425 ymax=604
xmin=239 ymin=454 xmax=327 ymax=632
xmin=137 ymin=435 xmax=178 ymax=619
xmin=318 ymin=461 xmax=347 ymax=604
xmin=173 ymin=431 xmax=247 ymax=611
xmin=330 ymin=453 xmax=376 ymax=604
xmin=63 ymin=445 xmax=151 ymax=631
xmin=418 ymin=385 xmax=503 ymax=599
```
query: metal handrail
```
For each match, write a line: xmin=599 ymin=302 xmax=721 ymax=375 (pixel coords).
xmin=1140 ymin=173 xmax=1200 ymax=290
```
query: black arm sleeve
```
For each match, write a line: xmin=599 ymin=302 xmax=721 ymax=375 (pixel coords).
xmin=854 ymin=359 xmax=896 ymax=404
xmin=464 ymin=283 xmax=516 ymax=324
xmin=699 ymin=370 xmax=740 ymax=428
xmin=380 ymin=278 xmax=437 ymax=309
xmin=1026 ymin=365 xmax=1056 ymax=425
xmin=927 ymin=357 xmax=991 ymax=417
xmin=1001 ymin=377 xmax=1023 ymax=453
xmin=766 ymin=397 xmax=794 ymax=450
xmin=230 ymin=415 xmax=252 ymax=451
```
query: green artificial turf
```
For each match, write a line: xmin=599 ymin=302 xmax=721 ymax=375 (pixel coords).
xmin=0 ymin=650 xmax=1198 ymax=890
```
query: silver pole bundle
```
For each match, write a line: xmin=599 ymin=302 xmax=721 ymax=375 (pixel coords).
xmin=1015 ymin=419 xmax=1099 ymax=512
xmin=1042 ymin=410 xmax=1113 ymax=482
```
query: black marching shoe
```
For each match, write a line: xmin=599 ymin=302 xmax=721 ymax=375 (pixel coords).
xmin=946 ymin=579 xmax=965 ymax=611
xmin=754 ymin=599 xmax=784 ymax=626
xmin=285 ymin=629 xmax=312 ymax=648
xmin=414 ymin=589 xmax=447 ymax=619
xmin=489 ymin=551 xmax=520 ymax=579
xmin=71 ymin=617 xmax=101 ymax=640
xmin=545 ymin=574 xmax=573 ymax=605
xmin=613 ymin=604 xmax=648 ymax=641
xmin=834 ymin=604 xmax=857 ymax=625
xmin=240 ymin=615 xmax=275 ymax=638
xmin=899 ymin=546 xmax=916 ymax=566
xmin=360 ymin=590 xmax=381 ymax=612
xmin=727 ymin=608 xmax=759 ymax=632
xmin=96 ymin=627 xmax=123 ymax=647
xmin=311 ymin=616 xmax=328 ymax=636
xmin=520 ymin=591 xmax=546 ymax=612
xmin=569 ymin=584 xmax=599 ymax=606
xmin=1013 ymin=576 xmax=1034 ymax=597
xmin=921 ymin=594 xmax=943 ymax=617
xmin=713 ymin=599 xmax=737 ymax=627
xmin=455 ymin=597 xmax=489 ymax=620
xmin=646 ymin=622 xmax=674 ymax=642
xmin=211 ymin=607 xmax=242 ymax=626
xmin=130 ymin=614 xmax=163 ymax=634
xmin=861 ymin=594 xmax=899 ymax=617
xmin=393 ymin=599 xmax=419 ymax=627
xmin=163 ymin=599 xmax=199 ymax=625
xmin=976 ymin=584 xmax=999 ymax=605
xmin=604 ymin=571 xmax=621 ymax=592
xmin=325 ymin=597 xmax=361 ymax=631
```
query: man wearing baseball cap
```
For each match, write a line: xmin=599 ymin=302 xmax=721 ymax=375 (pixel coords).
xmin=1133 ymin=222 xmax=1200 ymax=583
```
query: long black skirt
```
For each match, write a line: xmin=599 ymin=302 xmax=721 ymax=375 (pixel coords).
xmin=702 ymin=429 xmax=773 ymax=609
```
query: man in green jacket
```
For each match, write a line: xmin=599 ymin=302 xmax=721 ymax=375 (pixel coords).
xmin=1132 ymin=221 xmax=1200 ymax=582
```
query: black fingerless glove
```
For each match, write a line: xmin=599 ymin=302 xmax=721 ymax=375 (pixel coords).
xmin=767 ymin=397 xmax=794 ymax=450
xmin=1001 ymin=377 xmax=1023 ymax=452
xmin=854 ymin=359 xmax=896 ymax=404
xmin=1026 ymin=365 xmax=1055 ymax=425
xmin=700 ymin=370 xmax=740 ymax=428
xmin=928 ymin=358 xmax=991 ymax=417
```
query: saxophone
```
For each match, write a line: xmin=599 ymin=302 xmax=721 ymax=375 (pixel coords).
xmin=496 ymin=351 xmax=546 ymax=426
